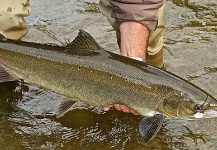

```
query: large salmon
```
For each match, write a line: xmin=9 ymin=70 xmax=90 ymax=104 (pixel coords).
xmin=1 ymin=30 xmax=217 ymax=142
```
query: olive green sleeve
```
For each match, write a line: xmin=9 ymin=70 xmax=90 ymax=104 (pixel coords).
xmin=109 ymin=0 xmax=164 ymax=30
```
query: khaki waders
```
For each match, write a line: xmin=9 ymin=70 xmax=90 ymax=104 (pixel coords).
xmin=0 ymin=0 xmax=30 ymax=40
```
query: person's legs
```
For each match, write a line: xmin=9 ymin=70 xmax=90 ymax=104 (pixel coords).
xmin=146 ymin=5 xmax=165 ymax=68
xmin=0 ymin=0 xmax=31 ymax=40
xmin=99 ymin=0 xmax=165 ymax=68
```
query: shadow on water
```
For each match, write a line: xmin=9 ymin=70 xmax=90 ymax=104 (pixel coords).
xmin=171 ymin=0 xmax=217 ymax=28
xmin=186 ymin=67 xmax=217 ymax=81
xmin=0 ymin=81 xmax=31 ymax=149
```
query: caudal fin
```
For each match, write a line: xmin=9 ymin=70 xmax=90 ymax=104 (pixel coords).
xmin=139 ymin=113 xmax=164 ymax=142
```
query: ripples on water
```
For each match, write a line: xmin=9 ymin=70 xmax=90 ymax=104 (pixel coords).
xmin=1 ymin=0 xmax=217 ymax=149
xmin=0 ymin=70 xmax=216 ymax=149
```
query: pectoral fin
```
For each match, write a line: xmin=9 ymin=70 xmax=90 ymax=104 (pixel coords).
xmin=139 ymin=113 xmax=164 ymax=142
xmin=0 ymin=64 xmax=20 ymax=83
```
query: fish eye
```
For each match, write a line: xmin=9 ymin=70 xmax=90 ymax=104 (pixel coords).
xmin=195 ymin=103 xmax=202 ymax=112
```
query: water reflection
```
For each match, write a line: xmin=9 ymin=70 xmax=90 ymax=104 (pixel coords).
xmin=84 ymin=2 xmax=100 ymax=13
xmin=76 ymin=1 xmax=100 ymax=14
xmin=167 ymin=0 xmax=217 ymax=31
xmin=186 ymin=66 xmax=217 ymax=81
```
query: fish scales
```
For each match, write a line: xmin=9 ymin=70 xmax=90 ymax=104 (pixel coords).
xmin=0 ymin=46 xmax=170 ymax=113
xmin=1 ymin=30 xmax=217 ymax=142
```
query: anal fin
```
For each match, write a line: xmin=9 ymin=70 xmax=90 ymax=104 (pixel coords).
xmin=56 ymin=98 xmax=80 ymax=118
xmin=0 ymin=64 xmax=20 ymax=83
xmin=139 ymin=113 xmax=164 ymax=142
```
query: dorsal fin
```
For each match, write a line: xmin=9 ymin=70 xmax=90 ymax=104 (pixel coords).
xmin=0 ymin=64 xmax=20 ymax=83
xmin=66 ymin=29 xmax=101 ymax=51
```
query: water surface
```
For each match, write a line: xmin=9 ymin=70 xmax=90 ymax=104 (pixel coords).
xmin=0 ymin=0 xmax=217 ymax=149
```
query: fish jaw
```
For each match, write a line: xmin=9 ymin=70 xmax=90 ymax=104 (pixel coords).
xmin=192 ymin=96 xmax=217 ymax=119
xmin=196 ymin=97 xmax=217 ymax=119
xmin=203 ymin=95 xmax=217 ymax=109
xmin=194 ymin=110 xmax=217 ymax=119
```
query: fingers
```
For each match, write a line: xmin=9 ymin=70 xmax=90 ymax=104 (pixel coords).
xmin=130 ymin=108 xmax=139 ymax=115
xmin=115 ymin=104 xmax=139 ymax=115
xmin=103 ymin=107 xmax=110 ymax=111
xmin=114 ymin=104 xmax=129 ymax=112
xmin=103 ymin=104 xmax=139 ymax=115
xmin=114 ymin=104 xmax=122 ymax=111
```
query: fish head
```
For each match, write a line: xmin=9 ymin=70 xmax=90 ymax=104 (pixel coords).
xmin=181 ymin=83 xmax=217 ymax=119
xmin=163 ymin=93 xmax=217 ymax=119
xmin=163 ymin=94 xmax=195 ymax=118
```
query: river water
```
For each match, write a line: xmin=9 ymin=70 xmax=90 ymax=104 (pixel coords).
xmin=0 ymin=0 xmax=217 ymax=149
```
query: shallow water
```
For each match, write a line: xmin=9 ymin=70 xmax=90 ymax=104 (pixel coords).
xmin=1 ymin=0 xmax=217 ymax=149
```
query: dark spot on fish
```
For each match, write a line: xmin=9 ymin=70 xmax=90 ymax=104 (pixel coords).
xmin=7 ymin=7 xmax=12 ymax=12
xmin=109 ymin=74 xmax=113 ymax=79
xmin=78 ymin=66 xmax=81 ymax=70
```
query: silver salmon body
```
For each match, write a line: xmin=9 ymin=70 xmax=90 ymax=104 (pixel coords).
xmin=1 ymin=30 xmax=217 ymax=142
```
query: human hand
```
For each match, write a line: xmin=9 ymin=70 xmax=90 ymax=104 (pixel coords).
xmin=104 ymin=104 xmax=139 ymax=115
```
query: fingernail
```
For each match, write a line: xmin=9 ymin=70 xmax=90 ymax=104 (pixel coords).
xmin=103 ymin=107 xmax=110 ymax=111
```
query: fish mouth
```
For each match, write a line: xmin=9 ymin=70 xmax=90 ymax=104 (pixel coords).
xmin=199 ymin=95 xmax=217 ymax=110
xmin=206 ymin=95 xmax=217 ymax=105
xmin=194 ymin=95 xmax=217 ymax=119
xmin=194 ymin=110 xmax=217 ymax=118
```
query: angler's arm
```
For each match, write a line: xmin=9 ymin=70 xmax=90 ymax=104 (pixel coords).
xmin=109 ymin=0 xmax=164 ymax=60
xmin=103 ymin=0 xmax=164 ymax=114
xmin=119 ymin=21 xmax=149 ymax=60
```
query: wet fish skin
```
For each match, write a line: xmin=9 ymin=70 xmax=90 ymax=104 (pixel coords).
xmin=0 ymin=30 xmax=217 ymax=142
